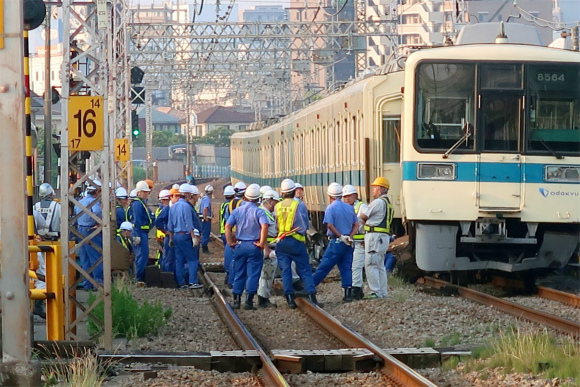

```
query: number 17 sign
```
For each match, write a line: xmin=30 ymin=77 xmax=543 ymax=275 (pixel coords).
xmin=68 ymin=96 xmax=104 ymax=151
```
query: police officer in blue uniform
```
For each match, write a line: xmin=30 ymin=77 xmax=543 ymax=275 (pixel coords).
xmin=312 ymin=183 xmax=358 ymax=302
xmin=275 ymin=178 xmax=319 ymax=308
xmin=225 ymin=184 xmax=269 ymax=310
xmin=131 ymin=180 xmax=154 ymax=283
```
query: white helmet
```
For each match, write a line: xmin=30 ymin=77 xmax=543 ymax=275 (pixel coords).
xmin=295 ymin=183 xmax=303 ymax=189
xmin=224 ymin=185 xmax=235 ymax=197
xmin=259 ymin=185 xmax=273 ymax=196
xmin=280 ymin=178 xmax=296 ymax=194
xmin=245 ymin=183 xmax=261 ymax=200
xmin=327 ymin=182 xmax=342 ymax=197
xmin=120 ymin=221 xmax=133 ymax=231
xmin=158 ymin=189 xmax=170 ymax=200
xmin=129 ymin=189 xmax=137 ymax=199
xmin=205 ymin=184 xmax=214 ymax=193
xmin=179 ymin=183 xmax=194 ymax=194
xmin=234 ymin=181 xmax=247 ymax=193
xmin=87 ymin=179 xmax=102 ymax=191
xmin=39 ymin=183 xmax=55 ymax=198
xmin=262 ymin=190 xmax=280 ymax=201
xmin=342 ymin=184 xmax=358 ymax=197
xmin=191 ymin=185 xmax=201 ymax=195
xmin=135 ymin=180 xmax=151 ymax=192
xmin=115 ymin=187 xmax=128 ymax=199
xmin=172 ymin=184 xmax=180 ymax=189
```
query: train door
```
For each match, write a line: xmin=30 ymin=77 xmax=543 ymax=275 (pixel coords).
xmin=477 ymin=93 xmax=523 ymax=210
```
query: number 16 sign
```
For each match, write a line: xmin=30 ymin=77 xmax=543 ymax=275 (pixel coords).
xmin=68 ymin=96 xmax=104 ymax=151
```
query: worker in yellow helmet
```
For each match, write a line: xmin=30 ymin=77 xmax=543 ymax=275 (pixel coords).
xmin=360 ymin=177 xmax=393 ymax=299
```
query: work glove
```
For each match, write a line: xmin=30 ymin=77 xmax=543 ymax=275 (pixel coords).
xmin=132 ymin=236 xmax=141 ymax=245
xmin=192 ymin=236 xmax=200 ymax=247
xmin=268 ymin=250 xmax=277 ymax=259
xmin=339 ymin=235 xmax=353 ymax=246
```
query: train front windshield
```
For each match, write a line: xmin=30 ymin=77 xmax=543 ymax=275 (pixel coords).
xmin=415 ymin=62 xmax=580 ymax=156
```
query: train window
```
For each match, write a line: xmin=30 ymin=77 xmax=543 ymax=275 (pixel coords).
xmin=383 ymin=116 xmax=401 ymax=163
xmin=480 ymin=64 xmax=523 ymax=90
xmin=526 ymin=63 xmax=580 ymax=155
xmin=416 ymin=63 xmax=475 ymax=152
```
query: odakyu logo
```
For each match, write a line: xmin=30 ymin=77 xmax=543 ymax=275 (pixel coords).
xmin=539 ymin=188 xmax=579 ymax=197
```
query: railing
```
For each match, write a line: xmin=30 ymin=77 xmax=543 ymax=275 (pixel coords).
xmin=193 ymin=165 xmax=231 ymax=178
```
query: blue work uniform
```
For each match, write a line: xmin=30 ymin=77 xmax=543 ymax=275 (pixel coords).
xmin=275 ymin=198 xmax=316 ymax=295
xmin=168 ymin=198 xmax=200 ymax=286
xmin=200 ymin=195 xmax=212 ymax=248
xmin=226 ymin=202 xmax=268 ymax=296
xmin=115 ymin=205 xmax=128 ymax=236
xmin=312 ymin=199 xmax=358 ymax=288
xmin=74 ymin=193 xmax=103 ymax=289
xmin=155 ymin=205 xmax=175 ymax=273
xmin=220 ymin=199 xmax=235 ymax=284
xmin=131 ymin=197 xmax=154 ymax=282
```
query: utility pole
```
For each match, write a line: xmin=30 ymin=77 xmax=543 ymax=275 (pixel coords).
xmin=146 ymin=87 xmax=153 ymax=179
xmin=0 ymin=0 xmax=41 ymax=384
xmin=43 ymin=5 xmax=52 ymax=185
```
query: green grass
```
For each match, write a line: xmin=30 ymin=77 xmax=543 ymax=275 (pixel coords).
xmin=41 ymin=349 xmax=112 ymax=387
xmin=388 ymin=274 xmax=414 ymax=302
xmin=86 ymin=279 xmax=172 ymax=340
xmin=424 ymin=338 xmax=436 ymax=347
xmin=439 ymin=332 xmax=462 ymax=347
xmin=461 ymin=328 xmax=580 ymax=385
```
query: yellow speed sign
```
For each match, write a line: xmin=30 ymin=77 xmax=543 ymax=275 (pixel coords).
xmin=68 ymin=96 xmax=104 ymax=151
xmin=114 ymin=138 xmax=130 ymax=161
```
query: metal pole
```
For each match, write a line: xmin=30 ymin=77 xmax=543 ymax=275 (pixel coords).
xmin=43 ymin=6 xmax=52 ymax=185
xmin=0 ymin=0 xmax=40 ymax=384
xmin=145 ymin=88 xmax=153 ymax=179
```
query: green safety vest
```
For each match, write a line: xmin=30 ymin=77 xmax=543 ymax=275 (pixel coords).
xmin=363 ymin=196 xmax=393 ymax=234
xmin=155 ymin=206 xmax=165 ymax=239
xmin=352 ymin=201 xmax=365 ymax=240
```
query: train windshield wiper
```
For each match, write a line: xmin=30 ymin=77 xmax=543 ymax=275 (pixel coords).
xmin=443 ymin=120 xmax=471 ymax=159
xmin=537 ymin=138 xmax=564 ymax=160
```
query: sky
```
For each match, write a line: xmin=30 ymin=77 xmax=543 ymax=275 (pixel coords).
xmin=130 ymin=0 xmax=290 ymax=12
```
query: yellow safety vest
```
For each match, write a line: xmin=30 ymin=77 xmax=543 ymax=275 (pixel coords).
xmin=134 ymin=198 xmax=153 ymax=230
xmin=261 ymin=206 xmax=276 ymax=243
xmin=275 ymin=199 xmax=305 ymax=242
xmin=219 ymin=201 xmax=229 ymax=234
xmin=363 ymin=197 xmax=393 ymax=234
xmin=155 ymin=207 xmax=165 ymax=239
xmin=352 ymin=201 xmax=365 ymax=240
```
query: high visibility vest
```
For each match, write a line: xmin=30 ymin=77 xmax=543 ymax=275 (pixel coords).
xmin=219 ymin=201 xmax=229 ymax=234
xmin=352 ymin=201 xmax=365 ymax=240
xmin=115 ymin=205 xmax=128 ymax=238
xmin=155 ymin=207 xmax=165 ymax=239
xmin=133 ymin=198 xmax=152 ymax=230
xmin=363 ymin=197 xmax=393 ymax=234
xmin=261 ymin=206 xmax=277 ymax=243
xmin=275 ymin=199 xmax=305 ymax=242
xmin=228 ymin=198 xmax=244 ymax=232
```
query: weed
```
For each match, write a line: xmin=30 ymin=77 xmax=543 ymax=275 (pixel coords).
xmin=86 ymin=280 xmax=171 ymax=339
xmin=41 ymin=349 xmax=113 ymax=387
xmin=442 ymin=356 xmax=460 ymax=371
xmin=424 ymin=338 xmax=436 ymax=347
xmin=388 ymin=274 xmax=414 ymax=302
xmin=439 ymin=332 xmax=461 ymax=347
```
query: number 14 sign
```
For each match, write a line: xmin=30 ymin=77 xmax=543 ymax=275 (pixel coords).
xmin=68 ymin=96 xmax=104 ymax=151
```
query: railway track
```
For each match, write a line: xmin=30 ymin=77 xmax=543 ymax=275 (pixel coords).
xmin=536 ymin=286 xmax=580 ymax=308
xmin=419 ymin=277 xmax=580 ymax=340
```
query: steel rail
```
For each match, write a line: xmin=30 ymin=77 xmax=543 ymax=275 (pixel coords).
xmin=422 ymin=277 xmax=580 ymax=339
xmin=537 ymin=286 xmax=580 ymax=308
xmin=295 ymin=298 xmax=439 ymax=387
xmin=200 ymin=267 xmax=290 ymax=387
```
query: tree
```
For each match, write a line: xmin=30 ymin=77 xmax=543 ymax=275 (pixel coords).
xmin=193 ymin=126 xmax=234 ymax=147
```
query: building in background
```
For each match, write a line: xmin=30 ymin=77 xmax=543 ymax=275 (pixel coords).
xmin=242 ymin=5 xmax=288 ymax=22
xmin=195 ymin=106 xmax=255 ymax=137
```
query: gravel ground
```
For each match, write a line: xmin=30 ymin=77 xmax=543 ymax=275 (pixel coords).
xmin=285 ymin=371 xmax=397 ymax=387
xmin=108 ymin=368 xmax=261 ymax=387
xmin=502 ymin=295 xmax=580 ymax=322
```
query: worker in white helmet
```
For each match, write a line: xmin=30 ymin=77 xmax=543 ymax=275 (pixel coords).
xmin=34 ymin=183 xmax=61 ymax=241
xmin=275 ymin=178 xmax=319 ymax=308
xmin=74 ymin=179 xmax=104 ymax=290
xmin=225 ymin=184 xmax=269 ymax=310
xmin=312 ymin=183 xmax=358 ymax=303
xmin=118 ymin=221 xmax=134 ymax=254
xmin=256 ymin=190 xmax=281 ymax=308
xmin=341 ymin=184 xmax=366 ymax=300
xmin=200 ymin=185 xmax=214 ymax=254
xmin=130 ymin=181 xmax=154 ymax=284
xmin=219 ymin=185 xmax=236 ymax=286
xmin=294 ymin=183 xmax=304 ymax=201
xmin=114 ymin=187 xmax=130 ymax=238
xmin=154 ymin=189 xmax=171 ymax=269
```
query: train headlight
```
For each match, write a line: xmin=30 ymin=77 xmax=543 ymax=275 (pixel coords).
xmin=417 ymin=163 xmax=456 ymax=180
xmin=544 ymin=165 xmax=580 ymax=183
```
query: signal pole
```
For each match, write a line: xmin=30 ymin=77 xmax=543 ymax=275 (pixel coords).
xmin=43 ymin=5 xmax=52 ymax=185
xmin=0 ymin=0 xmax=41 ymax=384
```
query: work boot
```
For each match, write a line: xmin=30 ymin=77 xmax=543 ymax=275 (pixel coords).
xmin=202 ymin=246 xmax=210 ymax=254
xmin=285 ymin=294 xmax=297 ymax=309
xmin=233 ymin=294 xmax=241 ymax=310
xmin=352 ymin=286 xmax=363 ymax=300
xmin=258 ymin=295 xmax=276 ymax=308
xmin=308 ymin=293 xmax=323 ymax=308
xmin=244 ymin=294 xmax=256 ymax=310
xmin=343 ymin=287 xmax=353 ymax=302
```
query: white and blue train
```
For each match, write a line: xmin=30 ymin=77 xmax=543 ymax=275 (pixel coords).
xmin=231 ymin=24 xmax=580 ymax=278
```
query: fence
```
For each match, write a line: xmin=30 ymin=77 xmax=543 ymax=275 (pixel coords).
xmin=193 ymin=165 xmax=231 ymax=178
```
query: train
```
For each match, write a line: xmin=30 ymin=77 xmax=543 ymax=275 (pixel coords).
xmin=230 ymin=23 xmax=580 ymax=280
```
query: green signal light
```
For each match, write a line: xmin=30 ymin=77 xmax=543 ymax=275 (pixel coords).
xmin=132 ymin=128 xmax=140 ymax=137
